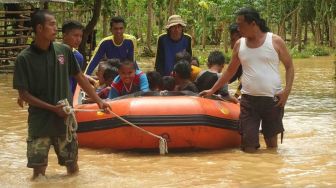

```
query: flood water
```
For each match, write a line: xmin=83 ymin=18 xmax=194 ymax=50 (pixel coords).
xmin=0 ymin=56 xmax=335 ymax=187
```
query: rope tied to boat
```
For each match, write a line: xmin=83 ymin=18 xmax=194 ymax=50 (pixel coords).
xmin=159 ymin=90 xmax=169 ymax=96
xmin=58 ymin=99 xmax=78 ymax=143
xmin=63 ymin=105 xmax=169 ymax=155
xmin=108 ymin=110 xmax=168 ymax=155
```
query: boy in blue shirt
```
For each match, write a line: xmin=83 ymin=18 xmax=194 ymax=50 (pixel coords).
xmin=85 ymin=16 xmax=138 ymax=75
xmin=62 ymin=20 xmax=85 ymax=94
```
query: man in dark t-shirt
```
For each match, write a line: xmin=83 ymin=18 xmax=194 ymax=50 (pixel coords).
xmin=13 ymin=10 xmax=111 ymax=180
xmin=155 ymin=15 xmax=192 ymax=76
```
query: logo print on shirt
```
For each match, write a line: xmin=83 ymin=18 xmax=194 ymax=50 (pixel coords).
xmin=57 ymin=54 xmax=65 ymax=65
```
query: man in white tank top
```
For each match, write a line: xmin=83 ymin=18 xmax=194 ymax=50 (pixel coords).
xmin=200 ymin=7 xmax=294 ymax=153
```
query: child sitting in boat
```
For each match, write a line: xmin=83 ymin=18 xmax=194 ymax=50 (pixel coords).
xmin=108 ymin=59 xmax=149 ymax=98
xmin=175 ymin=51 xmax=202 ymax=82
xmin=97 ymin=65 xmax=119 ymax=98
xmin=195 ymin=51 xmax=238 ymax=103
xmin=191 ymin=56 xmax=200 ymax=67
xmin=84 ymin=59 xmax=119 ymax=102
xmin=146 ymin=71 xmax=162 ymax=91
xmin=160 ymin=76 xmax=175 ymax=91
xmin=173 ymin=60 xmax=198 ymax=93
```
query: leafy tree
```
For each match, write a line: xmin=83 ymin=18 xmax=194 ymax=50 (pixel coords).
xmin=76 ymin=0 xmax=102 ymax=65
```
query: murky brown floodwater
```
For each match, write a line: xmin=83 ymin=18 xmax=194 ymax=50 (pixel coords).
xmin=0 ymin=56 xmax=335 ymax=187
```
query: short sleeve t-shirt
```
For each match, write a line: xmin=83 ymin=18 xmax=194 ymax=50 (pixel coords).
xmin=13 ymin=42 xmax=80 ymax=137
xmin=195 ymin=70 xmax=229 ymax=96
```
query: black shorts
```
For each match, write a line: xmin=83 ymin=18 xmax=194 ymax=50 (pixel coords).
xmin=239 ymin=94 xmax=284 ymax=149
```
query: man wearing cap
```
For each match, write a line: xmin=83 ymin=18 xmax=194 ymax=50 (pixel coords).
xmin=155 ymin=15 xmax=192 ymax=76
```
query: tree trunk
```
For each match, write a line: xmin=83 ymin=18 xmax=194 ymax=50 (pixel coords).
xmin=327 ymin=11 xmax=335 ymax=48
xmin=79 ymin=0 xmax=102 ymax=68
xmin=278 ymin=21 xmax=286 ymax=40
xmin=315 ymin=24 xmax=321 ymax=45
xmin=277 ymin=1 xmax=284 ymax=38
xmin=278 ymin=7 xmax=298 ymax=41
xmin=266 ymin=0 xmax=271 ymax=26
xmin=214 ymin=24 xmax=223 ymax=45
xmin=102 ymin=14 xmax=108 ymax=37
xmin=290 ymin=10 xmax=297 ymax=48
xmin=330 ymin=18 xmax=335 ymax=48
xmin=222 ymin=21 xmax=228 ymax=53
xmin=304 ymin=21 xmax=308 ymax=45
xmin=137 ymin=12 xmax=142 ymax=43
xmin=201 ymin=10 xmax=206 ymax=50
xmin=190 ymin=25 xmax=196 ymax=46
xmin=120 ymin=0 xmax=127 ymax=17
xmin=61 ymin=4 xmax=65 ymax=25
xmin=314 ymin=0 xmax=323 ymax=45
xmin=309 ymin=19 xmax=316 ymax=37
xmin=158 ymin=6 xmax=164 ymax=33
xmin=168 ymin=0 xmax=174 ymax=16
xmin=146 ymin=0 xmax=154 ymax=54
xmin=43 ymin=2 xmax=48 ymax=9
xmin=334 ymin=60 xmax=336 ymax=79
xmin=296 ymin=5 xmax=302 ymax=51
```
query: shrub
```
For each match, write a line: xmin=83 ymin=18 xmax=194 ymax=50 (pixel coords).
xmin=309 ymin=46 xmax=330 ymax=56
xmin=290 ymin=45 xmax=330 ymax=58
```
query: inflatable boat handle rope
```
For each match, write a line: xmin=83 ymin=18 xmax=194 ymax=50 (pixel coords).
xmin=60 ymin=99 xmax=168 ymax=155
xmin=108 ymin=110 xmax=168 ymax=155
xmin=58 ymin=99 xmax=78 ymax=143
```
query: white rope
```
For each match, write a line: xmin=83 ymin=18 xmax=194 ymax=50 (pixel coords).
xmin=108 ymin=110 xmax=168 ymax=155
xmin=58 ymin=99 xmax=78 ymax=143
xmin=70 ymin=107 xmax=168 ymax=155
xmin=159 ymin=90 xmax=169 ymax=96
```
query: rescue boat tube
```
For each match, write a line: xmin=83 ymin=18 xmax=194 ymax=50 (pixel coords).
xmin=73 ymin=88 xmax=241 ymax=150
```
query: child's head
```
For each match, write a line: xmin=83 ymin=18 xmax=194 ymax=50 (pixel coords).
xmin=191 ymin=56 xmax=199 ymax=67
xmin=96 ymin=60 xmax=110 ymax=84
xmin=229 ymin=23 xmax=241 ymax=49
xmin=62 ymin=20 xmax=84 ymax=49
xmin=117 ymin=59 xmax=136 ymax=85
xmin=107 ymin=58 xmax=120 ymax=67
xmin=146 ymin=71 xmax=162 ymax=91
xmin=175 ymin=50 xmax=191 ymax=63
xmin=207 ymin=51 xmax=225 ymax=73
xmin=161 ymin=76 xmax=175 ymax=91
xmin=103 ymin=65 xmax=118 ymax=86
xmin=96 ymin=60 xmax=118 ymax=85
xmin=173 ymin=60 xmax=192 ymax=80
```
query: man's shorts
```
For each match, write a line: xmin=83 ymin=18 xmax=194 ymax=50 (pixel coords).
xmin=239 ymin=94 xmax=284 ymax=149
xmin=26 ymin=134 xmax=78 ymax=168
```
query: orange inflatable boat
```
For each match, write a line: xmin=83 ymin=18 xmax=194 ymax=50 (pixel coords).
xmin=73 ymin=89 xmax=241 ymax=150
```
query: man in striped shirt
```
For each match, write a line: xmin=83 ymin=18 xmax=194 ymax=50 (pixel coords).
xmin=85 ymin=16 xmax=138 ymax=75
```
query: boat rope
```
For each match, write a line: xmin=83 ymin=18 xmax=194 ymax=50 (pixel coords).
xmin=58 ymin=99 xmax=78 ymax=143
xmin=108 ymin=110 xmax=168 ymax=155
xmin=159 ymin=90 xmax=169 ymax=96
xmin=64 ymin=106 xmax=168 ymax=155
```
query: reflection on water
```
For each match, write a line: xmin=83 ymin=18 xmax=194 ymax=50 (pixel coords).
xmin=0 ymin=56 xmax=335 ymax=187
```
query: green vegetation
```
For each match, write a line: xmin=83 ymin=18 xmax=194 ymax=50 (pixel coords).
xmin=73 ymin=0 xmax=336 ymax=61
xmin=3 ymin=0 xmax=335 ymax=61
xmin=291 ymin=45 xmax=331 ymax=58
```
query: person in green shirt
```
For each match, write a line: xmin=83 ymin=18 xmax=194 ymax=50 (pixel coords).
xmin=13 ymin=10 xmax=111 ymax=180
